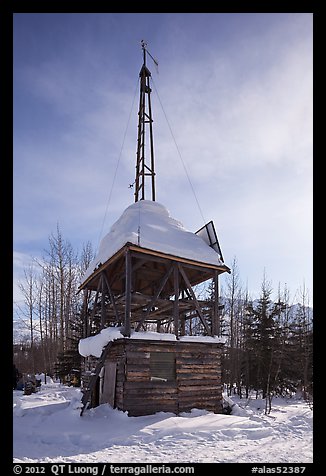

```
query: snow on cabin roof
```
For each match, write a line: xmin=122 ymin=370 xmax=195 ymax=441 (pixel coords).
xmin=79 ymin=327 xmax=226 ymax=358
xmin=81 ymin=200 xmax=226 ymax=284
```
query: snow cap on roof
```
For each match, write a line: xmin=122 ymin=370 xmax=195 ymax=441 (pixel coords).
xmin=81 ymin=200 xmax=225 ymax=283
xmin=79 ymin=326 xmax=226 ymax=358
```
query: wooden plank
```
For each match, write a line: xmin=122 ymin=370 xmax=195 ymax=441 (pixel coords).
xmin=173 ymin=262 xmax=179 ymax=338
xmin=126 ymin=374 xmax=150 ymax=382
xmin=177 ymin=361 xmax=221 ymax=368
xmin=124 ymin=400 xmax=178 ymax=410
xmin=126 ymin=351 xmax=150 ymax=360
xmin=176 ymin=352 xmax=221 ymax=359
xmin=124 ymin=395 xmax=177 ymax=404
xmin=127 ymin=407 xmax=178 ymax=417
xmin=125 ymin=362 xmax=149 ymax=370
xmin=177 ymin=379 xmax=221 ymax=387
xmin=124 ymin=380 xmax=177 ymax=390
xmin=176 ymin=366 xmax=221 ymax=373
xmin=129 ymin=245 xmax=229 ymax=273
xmin=177 ymin=359 xmax=221 ymax=366
xmin=178 ymin=385 xmax=220 ymax=393
xmin=101 ymin=274 xmax=105 ymax=329
xmin=177 ymin=373 xmax=221 ymax=380
xmin=100 ymin=362 xmax=117 ymax=406
xmin=102 ymin=272 xmax=120 ymax=323
xmin=135 ymin=266 xmax=173 ymax=331
xmin=123 ymin=249 xmax=132 ymax=337
xmin=178 ymin=264 xmax=211 ymax=335
xmin=212 ymin=270 xmax=219 ymax=336
xmin=125 ymin=387 xmax=178 ymax=396
xmin=79 ymin=246 xmax=126 ymax=290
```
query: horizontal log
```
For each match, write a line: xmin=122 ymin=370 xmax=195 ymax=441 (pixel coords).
xmin=125 ymin=363 xmax=150 ymax=372
xmin=124 ymin=381 xmax=177 ymax=390
xmin=123 ymin=401 xmax=178 ymax=409
xmin=177 ymin=379 xmax=221 ymax=386
xmin=126 ymin=351 xmax=150 ymax=360
xmin=176 ymin=359 xmax=220 ymax=366
xmin=124 ymin=396 xmax=177 ymax=406
xmin=127 ymin=409 xmax=178 ymax=417
xmin=178 ymin=405 xmax=220 ymax=412
xmin=177 ymin=367 xmax=221 ymax=373
xmin=178 ymin=385 xmax=221 ymax=393
xmin=126 ymin=376 xmax=149 ymax=382
xmin=180 ymin=347 xmax=221 ymax=353
xmin=178 ymin=405 xmax=221 ymax=413
xmin=125 ymin=403 xmax=178 ymax=413
xmin=125 ymin=387 xmax=178 ymax=396
xmin=124 ymin=343 xmax=175 ymax=352
xmin=121 ymin=341 xmax=222 ymax=353
xmin=186 ymin=395 xmax=223 ymax=402
xmin=177 ymin=374 xmax=220 ymax=381
xmin=178 ymin=393 xmax=222 ymax=401
xmin=176 ymin=355 xmax=221 ymax=362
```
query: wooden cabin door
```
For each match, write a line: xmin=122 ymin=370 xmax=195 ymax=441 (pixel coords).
xmin=100 ymin=362 xmax=117 ymax=407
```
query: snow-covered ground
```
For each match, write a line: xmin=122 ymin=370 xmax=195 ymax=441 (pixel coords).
xmin=13 ymin=382 xmax=313 ymax=463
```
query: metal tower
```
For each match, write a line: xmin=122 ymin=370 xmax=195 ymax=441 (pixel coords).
xmin=134 ymin=40 xmax=157 ymax=202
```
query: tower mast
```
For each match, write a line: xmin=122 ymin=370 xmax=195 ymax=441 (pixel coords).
xmin=134 ymin=40 xmax=156 ymax=202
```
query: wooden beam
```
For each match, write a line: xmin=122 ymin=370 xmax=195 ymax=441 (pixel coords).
xmin=129 ymin=245 xmax=230 ymax=274
xmin=82 ymin=289 xmax=89 ymax=338
xmin=212 ymin=271 xmax=219 ymax=336
xmin=173 ymin=262 xmax=179 ymax=339
xmin=100 ymin=273 xmax=105 ymax=329
xmin=135 ymin=266 xmax=173 ymax=331
xmin=102 ymin=272 xmax=120 ymax=324
xmin=123 ymin=249 xmax=132 ymax=337
xmin=88 ymin=279 xmax=102 ymax=335
xmin=178 ymin=264 xmax=212 ymax=336
xmin=78 ymin=247 xmax=126 ymax=291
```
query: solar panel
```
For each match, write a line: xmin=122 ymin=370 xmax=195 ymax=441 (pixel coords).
xmin=195 ymin=220 xmax=224 ymax=263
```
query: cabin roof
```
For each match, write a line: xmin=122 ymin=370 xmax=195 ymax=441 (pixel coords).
xmin=81 ymin=200 xmax=227 ymax=286
xmin=79 ymin=326 xmax=226 ymax=358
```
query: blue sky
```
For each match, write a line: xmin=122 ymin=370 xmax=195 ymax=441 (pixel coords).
xmin=13 ymin=13 xmax=313 ymax=309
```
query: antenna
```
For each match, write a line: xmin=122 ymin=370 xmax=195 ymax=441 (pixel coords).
xmin=134 ymin=41 xmax=158 ymax=202
xmin=141 ymin=39 xmax=159 ymax=73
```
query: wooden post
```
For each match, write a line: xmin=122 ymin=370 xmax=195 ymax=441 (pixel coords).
xmin=82 ymin=290 xmax=89 ymax=338
xmin=173 ymin=263 xmax=179 ymax=339
xmin=123 ymin=249 xmax=132 ymax=337
xmin=100 ymin=274 xmax=105 ymax=329
xmin=102 ymin=272 xmax=120 ymax=323
xmin=89 ymin=281 xmax=102 ymax=336
xmin=212 ymin=271 xmax=219 ymax=336
xmin=178 ymin=264 xmax=212 ymax=336
xmin=135 ymin=266 xmax=173 ymax=331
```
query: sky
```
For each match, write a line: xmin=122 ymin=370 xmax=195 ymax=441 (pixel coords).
xmin=13 ymin=13 xmax=313 ymax=311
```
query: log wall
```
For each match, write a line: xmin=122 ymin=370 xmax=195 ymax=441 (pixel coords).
xmin=104 ymin=338 xmax=223 ymax=417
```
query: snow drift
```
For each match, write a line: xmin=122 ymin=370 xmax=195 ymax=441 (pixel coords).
xmin=13 ymin=383 xmax=313 ymax=463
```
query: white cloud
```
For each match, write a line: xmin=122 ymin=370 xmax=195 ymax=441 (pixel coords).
xmin=13 ymin=13 xmax=313 ymax=302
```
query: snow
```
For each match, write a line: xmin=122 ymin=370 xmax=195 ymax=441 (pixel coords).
xmin=35 ymin=373 xmax=55 ymax=384
xmin=13 ymin=382 xmax=313 ymax=463
xmin=81 ymin=200 xmax=225 ymax=284
xmin=79 ymin=327 xmax=226 ymax=358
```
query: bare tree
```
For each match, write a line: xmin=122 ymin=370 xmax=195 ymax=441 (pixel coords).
xmin=18 ymin=264 xmax=38 ymax=372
